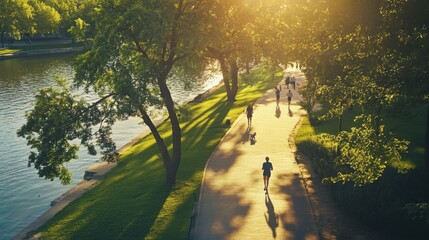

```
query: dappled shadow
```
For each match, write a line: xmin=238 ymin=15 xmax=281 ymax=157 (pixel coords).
xmin=182 ymin=98 xmax=233 ymax=150
xmin=276 ymin=172 xmax=316 ymax=240
xmin=193 ymin=184 xmax=251 ymax=240
xmin=205 ymin=126 xmax=247 ymax=174
xmin=265 ymin=193 xmax=279 ymax=238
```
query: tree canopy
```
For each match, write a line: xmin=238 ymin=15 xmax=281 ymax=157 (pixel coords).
xmin=19 ymin=0 xmax=215 ymax=186
xmin=295 ymin=0 xmax=429 ymax=185
xmin=16 ymin=0 xmax=429 ymax=188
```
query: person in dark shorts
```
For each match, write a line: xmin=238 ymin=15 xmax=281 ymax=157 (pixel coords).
xmin=290 ymin=76 xmax=296 ymax=90
xmin=285 ymin=76 xmax=290 ymax=89
xmin=262 ymin=156 xmax=273 ymax=193
xmin=246 ymin=104 xmax=254 ymax=125
xmin=274 ymin=86 xmax=281 ymax=103
xmin=286 ymin=90 xmax=293 ymax=108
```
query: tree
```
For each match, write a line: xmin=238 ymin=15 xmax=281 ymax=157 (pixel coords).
xmin=380 ymin=0 xmax=429 ymax=170
xmin=0 ymin=0 xmax=33 ymax=47
xmin=319 ymin=115 xmax=408 ymax=186
xmin=41 ymin=0 xmax=79 ymax=34
xmin=44 ymin=0 xmax=99 ymax=39
xmin=67 ymin=17 xmax=89 ymax=42
xmin=292 ymin=0 xmax=416 ymax=185
xmin=31 ymin=0 xmax=61 ymax=35
xmin=18 ymin=0 xmax=213 ymax=186
xmin=205 ymin=0 xmax=261 ymax=102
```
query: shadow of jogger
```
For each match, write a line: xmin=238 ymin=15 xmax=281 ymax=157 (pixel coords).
xmin=265 ymin=193 xmax=279 ymax=238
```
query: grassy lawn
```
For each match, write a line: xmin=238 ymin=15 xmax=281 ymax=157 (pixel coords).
xmin=34 ymin=65 xmax=283 ymax=239
xmin=297 ymin=105 xmax=426 ymax=170
xmin=0 ymin=43 xmax=83 ymax=55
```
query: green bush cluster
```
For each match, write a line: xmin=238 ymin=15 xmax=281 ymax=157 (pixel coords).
xmin=295 ymin=115 xmax=429 ymax=238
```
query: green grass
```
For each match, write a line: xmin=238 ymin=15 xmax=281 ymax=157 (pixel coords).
xmin=0 ymin=43 xmax=83 ymax=55
xmin=298 ymin=105 xmax=426 ymax=170
xmin=0 ymin=48 xmax=18 ymax=55
xmin=34 ymin=65 xmax=284 ymax=239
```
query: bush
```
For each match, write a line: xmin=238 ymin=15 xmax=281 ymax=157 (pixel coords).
xmin=330 ymin=168 xmax=429 ymax=239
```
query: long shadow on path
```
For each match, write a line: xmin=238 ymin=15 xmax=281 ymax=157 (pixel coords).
xmin=277 ymin=172 xmax=317 ymax=240
xmin=265 ymin=193 xmax=279 ymax=238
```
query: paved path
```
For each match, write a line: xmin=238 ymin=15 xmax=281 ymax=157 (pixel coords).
xmin=192 ymin=67 xmax=318 ymax=240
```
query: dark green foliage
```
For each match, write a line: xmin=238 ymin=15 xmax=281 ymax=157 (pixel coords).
xmin=332 ymin=168 xmax=429 ymax=239
xmin=17 ymin=80 xmax=119 ymax=184
xmin=296 ymin=105 xmax=429 ymax=237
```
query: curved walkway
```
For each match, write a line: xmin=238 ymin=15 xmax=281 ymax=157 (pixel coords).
xmin=192 ymin=67 xmax=318 ymax=239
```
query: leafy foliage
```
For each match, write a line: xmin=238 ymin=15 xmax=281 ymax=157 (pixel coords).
xmin=17 ymin=80 xmax=118 ymax=184
xmin=318 ymin=114 xmax=409 ymax=186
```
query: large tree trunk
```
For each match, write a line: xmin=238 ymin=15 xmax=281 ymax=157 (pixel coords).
xmin=158 ymin=75 xmax=181 ymax=186
xmin=218 ymin=57 xmax=235 ymax=102
xmin=425 ymin=104 xmax=429 ymax=171
xmin=138 ymin=106 xmax=172 ymax=177
xmin=206 ymin=46 xmax=236 ymax=102
xmin=229 ymin=59 xmax=238 ymax=101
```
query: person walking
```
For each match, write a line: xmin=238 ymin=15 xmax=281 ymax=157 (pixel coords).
xmin=262 ymin=156 xmax=273 ymax=193
xmin=246 ymin=104 xmax=254 ymax=126
xmin=274 ymin=86 xmax=281 ymax=104
xmin=286 ymin=90 xmax=293 ymax=108
xmin=290 ymin=76 xmax=296 ymax=90
xmin=285 ymin=76 xmax=290 ymax=89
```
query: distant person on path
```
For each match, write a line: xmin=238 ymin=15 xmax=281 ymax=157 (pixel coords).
xmin=285 ymin=76 xmax=290 ymax=89
xmin=274 ymin=86 xmax=281 ymax=103
xmin=286 ymin=90 xmax=293 ymax=108
xmin=246 ymin=104 xmax=254 ymax=126
xmin=290 ymin=76 xmax=296 ymax=90
xmin=262 ymin=156 xmax=273 ymax=193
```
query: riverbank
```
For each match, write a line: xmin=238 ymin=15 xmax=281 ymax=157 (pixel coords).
xmin=14 ymin=65 xmax=382 ymax=239
xmin=14 ymin=66 xmax=282 ymax=239
xmin=0 ymin=39 xmax=83 ymax=60
xmin=14 ymin=76 xmax=225 ymax=240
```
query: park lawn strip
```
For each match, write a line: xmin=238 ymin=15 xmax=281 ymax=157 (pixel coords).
xmin=35 ymin=65 xmax=284 ymax=239
xmin=0 ymin=48 xmax=18 ymax=55
xmin=0 ymin=43 xmax=83 ymax=55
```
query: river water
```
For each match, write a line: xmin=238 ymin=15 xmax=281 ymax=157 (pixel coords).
xmin=0 ymin=54 xmax=221 ymax=239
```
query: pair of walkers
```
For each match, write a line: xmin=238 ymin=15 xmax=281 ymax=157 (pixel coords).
xmin=285 ymin=76 xmax=296 ymax=90
xmin=275 ymin=84 xmax=293 ymax=107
